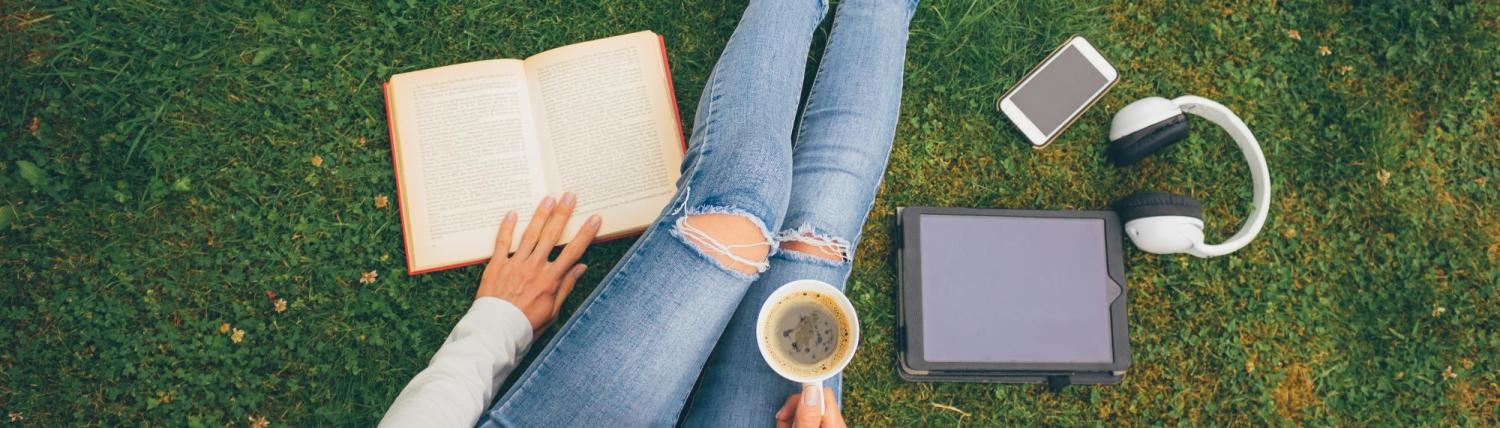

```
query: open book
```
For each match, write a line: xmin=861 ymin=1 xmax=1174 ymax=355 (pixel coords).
xmin=384 ymin=31 xmax=685 ymax=275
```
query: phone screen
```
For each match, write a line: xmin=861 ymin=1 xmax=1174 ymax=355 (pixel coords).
xmin=1009 ymin=44 xmax=1111 ymax=137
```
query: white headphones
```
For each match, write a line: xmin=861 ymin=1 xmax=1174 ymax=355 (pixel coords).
xmin=1106 ymin=96 xmax=1271 ymax=258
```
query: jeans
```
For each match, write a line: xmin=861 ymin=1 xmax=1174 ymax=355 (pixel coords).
xmin=480 ymin=0 xmax=915 ymax=425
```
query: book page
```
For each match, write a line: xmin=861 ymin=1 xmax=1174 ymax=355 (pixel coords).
xmin=389 ymin=59 xmax=547 ymax=272
xmin=524 ymin=31 xmax=684 ymax=240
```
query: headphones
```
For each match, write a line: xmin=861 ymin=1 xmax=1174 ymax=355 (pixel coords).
xmin=1105 ymin=96 xmax=1271 ymax=258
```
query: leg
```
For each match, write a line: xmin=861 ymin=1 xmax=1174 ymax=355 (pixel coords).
xmin=682 ymin=0 xmax=918 ymax=424
xmin=478 ymin=1 xmax=829 ymax=426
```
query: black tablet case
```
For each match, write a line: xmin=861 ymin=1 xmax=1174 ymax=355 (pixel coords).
xmin=895 ymin=207 xmax=1130 ymax=388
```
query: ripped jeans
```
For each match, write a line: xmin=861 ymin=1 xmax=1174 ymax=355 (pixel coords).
xmin=480 ymin=0 xmax=916 ymax=425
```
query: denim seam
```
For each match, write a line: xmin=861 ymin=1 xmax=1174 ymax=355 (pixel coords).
xmin=794 ymin=11 xmax=836 ymax=143
xmin=672 ymin=34 xmax=729 ymax=216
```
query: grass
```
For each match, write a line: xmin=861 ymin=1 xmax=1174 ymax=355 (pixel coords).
xmin=2 ymin=0 xmax=1496 ymax=425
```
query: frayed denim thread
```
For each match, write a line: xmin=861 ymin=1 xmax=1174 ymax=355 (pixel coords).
xmin=670 ymin=206 xmax=777 ymax=277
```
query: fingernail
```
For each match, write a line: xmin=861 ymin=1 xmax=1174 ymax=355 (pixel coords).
xmin=802 ymin=384 xmax=821 ymax=407
xmin=575 ymin=264 xmax=588 ymax=275
xmin=540 ymin=196 xmax=555 ymax=209
xmin=505 ymin=211 xmax=517 ymax=221
xmin=587 ymin=214 xmax=602 ymax=227
xmin=562 ymin=192 xmax=576 ymax=207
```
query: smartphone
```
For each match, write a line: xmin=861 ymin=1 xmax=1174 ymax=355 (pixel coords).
xmin=997 ymin=36 xmax=1118 ymax=148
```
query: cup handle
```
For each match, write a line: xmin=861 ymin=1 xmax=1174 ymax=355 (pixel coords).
xmin=803 ymin=381 xmax=824 ymax=416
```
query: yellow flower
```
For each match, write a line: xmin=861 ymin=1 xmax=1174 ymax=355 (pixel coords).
xmin=9 ymin=412 xmax=22 ymax=422
xmin=231 ymin=328 xmax=246 ymax=344
xmin=1287 ymin=29 xmax=1302 ymax=41
xmin=218 ymin=322 xmax=231 ymax=334
xmin=1339 ymin=65 xmax=1354 ymax=75
xmin=360 ymin=270 xmax=379 ymax=284
xmin=311 ymin=154 xmax=324 ymax=167
xmin=249 ymin=415 xmax=270 ymax=428
xmin=375 ymin=195 xmax=390 ymax=209
xmin=1442 ymin=365 xmax=1458 ymax=380
xmin=274 ymin=298 xmax=288 ymax=313
xmin=1318 ymin=45 xmax=1331 ymax=56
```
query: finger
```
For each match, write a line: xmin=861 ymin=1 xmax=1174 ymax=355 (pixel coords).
xmin=793 ymin=384 xmax=823 ymax=428
xmin=551 ymin=264 xmax=584 ymax=316
xmin=532 ymin=192 xmax=578 ymax=261
xmin=492 ymin=210 xmax=519 ymax=258
xmin=776 ymin=393 xmax=799 ymax=419
xmin=482 ymin=211 xmax=519 ymax=283
xmin=549 ymin=214 xmax=601 ymax=275
xmin=822 ymin=387 xmax=846 ymax=428
xmin=514 ymin=196 xmax=556 ymax=260
xmin=775 ymin=393 xmax=800 ymax=425
xmin=538 ymin=265 xmax=585 ymax=332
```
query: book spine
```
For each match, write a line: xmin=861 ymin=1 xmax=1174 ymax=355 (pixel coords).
xmin=383 ymin=83 xmax=422 ymax=276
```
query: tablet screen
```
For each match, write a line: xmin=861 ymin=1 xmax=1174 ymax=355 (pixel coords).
xmin=917 ymin=214 xmax=1114 ymax=364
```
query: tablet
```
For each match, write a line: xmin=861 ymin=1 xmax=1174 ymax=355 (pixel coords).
xmin=896 ymin=207 xmax=1130 ymax=386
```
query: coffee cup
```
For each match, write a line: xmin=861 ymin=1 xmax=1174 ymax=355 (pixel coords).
xmin=755 ymin=279 xmax=860 ymax=414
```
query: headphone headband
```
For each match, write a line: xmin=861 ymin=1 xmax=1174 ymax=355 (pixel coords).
xmin=1170 ymin=96 xmax=1271 ymax=257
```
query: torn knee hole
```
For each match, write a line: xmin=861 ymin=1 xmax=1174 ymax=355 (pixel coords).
xmin=676 ymin=213 xmax=772 ymax=275
xmin=776 ymin=228 xmax=851 ymax=263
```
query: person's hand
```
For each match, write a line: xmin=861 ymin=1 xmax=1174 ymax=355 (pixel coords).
xmin=775 ymin=385 xmax=846 ymax=428
xmin=476 ymin=192 xmax=602 ymax=334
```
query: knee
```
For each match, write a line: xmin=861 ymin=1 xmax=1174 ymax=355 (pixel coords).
xmin=776 ymin=224 xmax=851 ymax=264
xmin=676 ymin=213 xmax=774 ymax=275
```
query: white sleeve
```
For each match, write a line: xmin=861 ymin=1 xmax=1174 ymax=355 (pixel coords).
xmin=380 ymin=297 xmax=534 ymax=428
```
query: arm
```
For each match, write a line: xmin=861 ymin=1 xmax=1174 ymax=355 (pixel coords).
xmin=379 ymin=298 xmax=534 ymax=428
xmin=382 ymin=193 xmax=601 ymax=427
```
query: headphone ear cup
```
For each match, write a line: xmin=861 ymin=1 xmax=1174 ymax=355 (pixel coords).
xmin=1112 ymin=191 xmax=1203 ymax=223
xmin=1107 ymin=114 xmax=1190 ymax=166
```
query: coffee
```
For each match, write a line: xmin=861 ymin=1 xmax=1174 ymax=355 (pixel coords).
xmin=760 ymin=291 xmax=854 ymax=378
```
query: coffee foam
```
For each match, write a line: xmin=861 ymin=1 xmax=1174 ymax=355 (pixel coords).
xmin=761 ymin=291 xmax=854 ymax=378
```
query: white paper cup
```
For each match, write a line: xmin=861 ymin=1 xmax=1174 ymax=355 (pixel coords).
xmin=755 ymin=279 xmax=860 ymax=415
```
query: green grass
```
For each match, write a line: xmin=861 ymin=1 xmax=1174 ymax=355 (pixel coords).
xmin=3 ymin=0 xmax=1496 ymax=425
